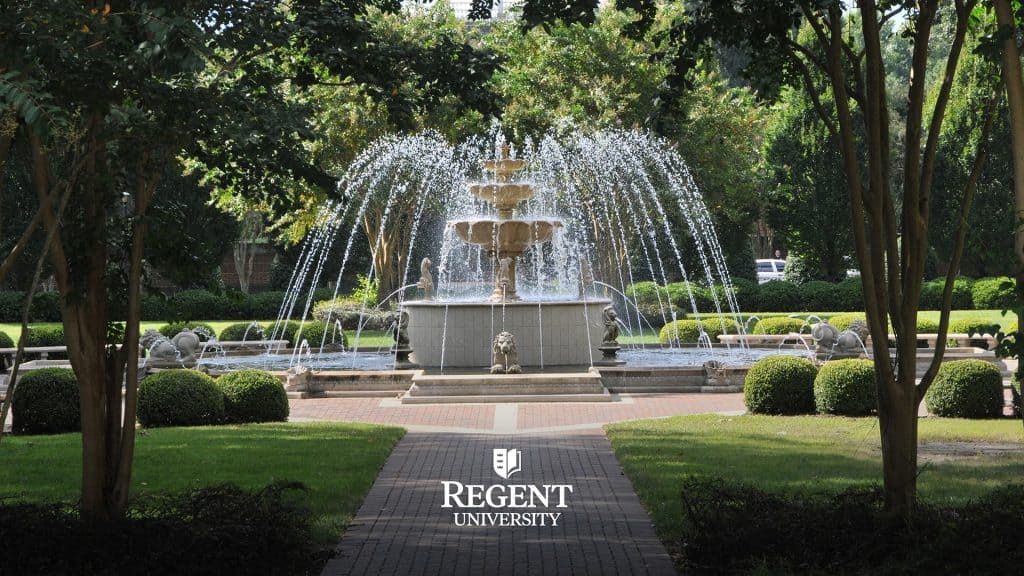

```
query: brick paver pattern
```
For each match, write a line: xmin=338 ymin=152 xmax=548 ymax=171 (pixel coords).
xmin=321 ymin=431 xmax=677 ymax=576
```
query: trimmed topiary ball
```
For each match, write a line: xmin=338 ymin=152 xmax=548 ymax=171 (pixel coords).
xmin=814 ymin=359 xmax=877 ymax=416
xmin=293 ymin=320 xmax=347 ymax=349
xmin=970 ymin=277 xmax=1016 ymax=310
xmin=752 ymin=317 xmax=807 ymax=335
xmin=138 ymin=369 xmax=224 ymax=427
xmin=0 ymin=331 xmax=13 ymax=348
xmin=826 ymin=313 xmax=865 ymax=332
xmin=215 ymin=369 xmax=289 ymax=423
xmin=158 ymin=322 xmax=217 ymax=342
xmin=12 ymin=368 xmax=80 ymax=434
xmin=658 ymin=318 xmax=738 ymax=344
xmin=925 ymin=360 xmax=1003 ymax=418
xmin=218 ymin=322 xmax=266 ymax=342
xmin=744 ymin=356 xmax=818 ymax=415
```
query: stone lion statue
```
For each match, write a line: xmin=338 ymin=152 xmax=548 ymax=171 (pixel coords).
xmin=141 ymin=329 xmax=177 ymax=361
xmin=490 ymin=331 xmax=522 ymax=374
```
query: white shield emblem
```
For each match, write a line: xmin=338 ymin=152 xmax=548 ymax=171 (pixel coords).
xmin=492 ymin=448 xmax=522 ymax=480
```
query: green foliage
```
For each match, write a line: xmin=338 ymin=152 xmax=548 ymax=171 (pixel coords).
xmin=157 ymin=322 xmax=217 ymax=342
xmin=950 ymin=316 xmax=1000 ymax=349
xmin=814 ymin=359 xmax=877 ymax=416
xmin=25 ymin=325 xmax=64 ymax=347
xmin=798 ymin=281 xmax=839 ymax=312
xmin=0 ymin=331 xmax=13 ymax=348
xmin=215 ymin=370 xmax=289 ymax=424
xmin=971 ymin=277 xmax=1016 ymax=310
xmin=169 ymin=290 xmax=230 ymax=321
xmin=658 ymin=318 xmax=739 ymax=344
xmin=752 ymin=317 xmax=806 ymax=335
xmin=763 ymin=86 xmax=854 ymax=282
xmin=834 ymin=277 xmax=865 ymax=311
xmin=920 ymin=277 xmax=975 ymax=310
xmin=724 ymin=278 xmax=760 ymax=311
xmin=827 ymin=313 xmax=866 ymax=332
xmin=916 ymin=318 xmax=940 ymax=333
xmin=750 ymin=281 xmax=801 ymax=312
xmin=219 ymin=322 xmax=267 ymax=342
xmin=666 ymin=282 xmax=714 ymax=312
xmin=249 ymin=291 xmax=286 ymax=319
xmin=295 ymin=320 xmax=347 ymax=350
xmin=925 ymin=360 xmax=1004 ymax=419
xmin=0 ymin=291 xmax=24 ymax=322
xmin=312 ymin=298 xmax=387 ymax=330
xmin=11 ymin=368 xmax=79 ymax=434
xmin=28 ymin=291 xmax=61 ymax=322
xmin=141 ymin=293 xmax=168 ymax=321
xmin=137 ymin=370 xmax=224 ymax=428
xmin=743 ymin=356 xmax=818 ymax=415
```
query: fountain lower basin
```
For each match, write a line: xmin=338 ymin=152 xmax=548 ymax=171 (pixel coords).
xmin=404 ymin=299 xmax=610 ymax=368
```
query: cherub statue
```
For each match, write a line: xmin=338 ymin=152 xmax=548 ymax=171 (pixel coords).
xmin=602 ymin=305 xmax=620 ymax=345
xmin=417 ymin=257 xmax=434 ymax=300
xmin=389 ymin=309 xmax=410 ymax=347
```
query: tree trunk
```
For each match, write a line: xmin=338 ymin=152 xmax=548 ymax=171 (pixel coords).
xmin=994 ymin=0 xmax=1024 ymax=424
xmin=878 ymin=377 xmax=919 ymax=513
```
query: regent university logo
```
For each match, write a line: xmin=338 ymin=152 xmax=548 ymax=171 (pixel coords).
xmin=441 ymin=448 xmax=573 ymax=527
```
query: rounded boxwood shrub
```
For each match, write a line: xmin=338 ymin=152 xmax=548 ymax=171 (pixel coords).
xmin=752 ymin=317 xmax=807 ymax=335
xmin=137 ymin=370 xmax=224 ymax=427
xmin=215 ymin=369 xmax=289 ymax=423
xmin=814 ymin=359 xmax=877 ymax=416
xmin=925 ymin=360 xmax=1003 ymax=418
xmin=11 ymin=368 xmax=80 ymax=434
xmin=750 ymin=281 xmax=801 ymax=312
xmin=916 ymin=318 xmax=940 ymax=333
xmin=920 ymin=277 xmax=974 ymax=310
xmin=0 ymin=331 xmax=13 ymax=348
xmin=971 ymin=277 xmax=1016 ymax=310
xmin=158 ymin=322 xmax=217 ymax=342
xmin=294 ymin=320 xmax=347 ymax=349
xmin=799 ymin=281 xmax=839 ymax=312
xmin=744 ymin=356 xmax=818 ymax=415
xmin=626 ymin=281 xmax=669 ymax=309
xmin=25 ymin=325 xmax=66 ymax=359
xmin=949 ymin=317 xmax=1000 ymax=349
xmin=267 ymin=320 xmax=301 ymax=347
xmin=666 ymin=282 xmax=715 ymax=313
xmin=826 ymin=313 xmax=866 ymax=332
xmin=219 ymin=322 xmax=267 ymax=342
xmin=658 ymin=318 xmax=738 ymax=344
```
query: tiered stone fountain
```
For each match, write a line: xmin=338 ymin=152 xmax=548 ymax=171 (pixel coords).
xmin=403 ymin=145 xmax=611 ymax=373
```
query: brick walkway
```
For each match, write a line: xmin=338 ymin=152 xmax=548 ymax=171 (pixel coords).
xmin=321 ymin=431 xmax=677 ymax=576
xmin=290 ymin=392 xmax=745 ymax=433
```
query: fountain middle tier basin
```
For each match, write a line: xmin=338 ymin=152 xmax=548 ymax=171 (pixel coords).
xmin=404 ymin=299 xmax=610 ymax=368
xmin=451 ymin=219 xmax=562 ymax=254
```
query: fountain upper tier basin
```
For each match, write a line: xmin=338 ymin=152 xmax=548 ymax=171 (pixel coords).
xmin=451 ymin=219 xmax=562 ymax=255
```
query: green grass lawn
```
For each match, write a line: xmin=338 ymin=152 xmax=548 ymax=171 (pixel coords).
xmin=0 ymin=422 xmax=405 ymax=544
xmin=606 ymin=415 xmax=1024 ymax=561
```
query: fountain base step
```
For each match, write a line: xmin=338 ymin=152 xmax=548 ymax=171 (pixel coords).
xmin=401 ymin=370 xmax=611 ymax=404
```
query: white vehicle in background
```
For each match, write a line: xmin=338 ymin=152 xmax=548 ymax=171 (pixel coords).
xmin=756 ymin=259 xmax=786 ymax=283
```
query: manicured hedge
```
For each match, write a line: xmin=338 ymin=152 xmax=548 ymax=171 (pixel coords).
xmin=0 ymin=291 xmax=24 ymax=322
xmin=750 ymin=281 xmax=801 ymax=312
xmin=137 ymin=369 xmax=224 ymax=427
xmin=249 ymin=291 xmax=286 ymax=319
xmin=28 ymin=291 xmax=61 ymax=322
xmin=920 ymin=277 xmax=974 ymax=310
xmin=752 ymin=317 xmax=806 ymax=335
xmin=924 ymin=360 xmax=1003 ymax=418
xmin=744 ymin=356 xmax=818 ymax=415
xmin=312 ymin=298 xmax=388 ymax=330
xmin=971 ymin=277 xmax=1016 ymax=310
xmin=11 ymin=368 xmax=80 ymax=434
xmin=826 ymin=313 xmax=865 ymax=332
xmin=798 ymin=281 xmax=836 ymax=312
xmin=25 ymin=325 xmax=66 ymax=359
xmin=215 ymin=369 xmax=289 ymax=423
xmin=814 ymin=359 xmax=877 ymax=416
xmin=659 ymin=318 xmax=739 ymax=344
xmin=0 ymin=331 xmax=13 ymax=348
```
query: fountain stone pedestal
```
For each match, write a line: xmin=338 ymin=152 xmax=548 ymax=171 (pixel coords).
xmin=404 ymin=299 xmax=610 ymax=368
